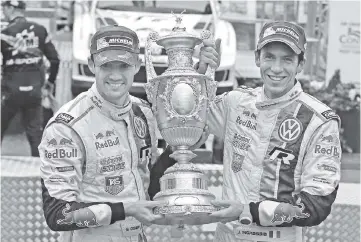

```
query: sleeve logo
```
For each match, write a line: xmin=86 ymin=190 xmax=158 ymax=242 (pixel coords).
xmin=55 ymin=113 xmax=74 ymax=124
xmin=321 ymin=110 xmax=338 ymax=120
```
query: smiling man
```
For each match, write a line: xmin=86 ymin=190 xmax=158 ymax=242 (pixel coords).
xmin=38 ymin=25 xmax=220 ymax=242
xmin=206 ymin=21 xmax=342 ymax=242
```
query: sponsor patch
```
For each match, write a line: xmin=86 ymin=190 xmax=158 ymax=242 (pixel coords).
xmin=98 ymin=155 xmax=125 ymax=173
xmin=47 ymin=138 xmax=73 ymax=146
xmin=321 ymin=110 xmax=339 ymax=120
xmin=231 ymin=153 xmax=245 ymax=173
xmin=90 ymin=96 xmax=103 ymax=109
xmin=95 ymin=137 xmax=120 ymax=150
xmin=269 ymin=147 xmax=295 ymax=165
xmin=232 ymin=133 xmax=251 ymax=151
xmin=320 ymin=134 xmax=339 ymax=144
xmin=133 ymin=116 xmax=148 ymax=138
xmin=105 ymin=176 xmax=124 ymax=195
xmin=97 ymin=36 xmax=134 ymax=51
xmin=278 ymin=117 xmax=302 ymax=143
xmin=49 ymin=176 xmax=67 ymax=183
xmin=316 ymin=164 xmax=337 ymax=174
xmin=234 ymin=227 xmax=282 ymax=240
xmin=271 ymin=198 xmax=309 ymax=224
xmin=312 ymin=176 xmax=331 ymax=184
xmin=45 ymin=148 xmax=78 ymax=159
xmin=57 ymin=204 xmax=99 ymax=227
xmin=236 ymin=116 xmax=257 ymax=130
xmin=314 ymin=144 xmax=340 ymax=158
xmin=55 ymin=166 xmax=75 ymax=172
xmin=55 ymin=113 xmax=74 ymax=124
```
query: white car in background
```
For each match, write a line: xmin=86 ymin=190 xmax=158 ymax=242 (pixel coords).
xmin=72 ymin=0 xmax=237 ymax=161
xmin=72 ymin=0 xmax=237 ymax=98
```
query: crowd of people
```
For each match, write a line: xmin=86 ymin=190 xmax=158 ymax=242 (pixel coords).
xmin=1 ymin=1 xmax=341 ymax=242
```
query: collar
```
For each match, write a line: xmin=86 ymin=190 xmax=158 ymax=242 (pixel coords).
xmin=89 ymin=84 xmax=132 ymax=121
xmin=256 ymin=80 xmax=303 ymax=110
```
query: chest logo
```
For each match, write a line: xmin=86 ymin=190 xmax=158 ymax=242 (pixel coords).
xmin=105 ymin=176 xmax=124 ymax=195
xmin=133 ymin=116 xmax=147 ymax=139
xmin=278 ymin=117 xmax=302 ymax=143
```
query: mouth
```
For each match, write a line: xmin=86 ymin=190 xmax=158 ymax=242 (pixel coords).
xmin=106 ymin=81 xmax=125 ymax=88
xmin=268 ymin=75 xmax=286 ymax=82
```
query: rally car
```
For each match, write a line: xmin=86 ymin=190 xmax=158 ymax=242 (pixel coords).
xmin=72 ymin=0 xmax=237 ymax=98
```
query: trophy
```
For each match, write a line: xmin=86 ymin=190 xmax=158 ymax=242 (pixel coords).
xmin=144 ymin=11 xmax=219 ymax=225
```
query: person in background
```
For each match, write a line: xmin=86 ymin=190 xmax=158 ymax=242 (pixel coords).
xmin=1 ymin=0 xmax=60 ymax=156
xmin=39 ymin=24 xmax=220 ymax=242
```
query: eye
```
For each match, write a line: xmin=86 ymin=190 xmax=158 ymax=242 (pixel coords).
xmin=284 ymin=57 xmax=294 ymax=63
xmin=264 ymin=55 xmax=274 ymax=60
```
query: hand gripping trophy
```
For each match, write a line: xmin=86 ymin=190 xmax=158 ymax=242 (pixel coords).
xmin=145 ymin=11 xmax=219 ymax=225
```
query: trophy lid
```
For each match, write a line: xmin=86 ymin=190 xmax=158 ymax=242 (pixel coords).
xmin=155 ymin=10 xmax=202 ymax=49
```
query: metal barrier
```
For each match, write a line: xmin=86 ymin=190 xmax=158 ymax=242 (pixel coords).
xmin=1 ymin=156 xmax=360 ymax=242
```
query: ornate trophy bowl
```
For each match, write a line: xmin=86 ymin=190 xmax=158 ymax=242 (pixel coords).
xmin=145 ymin=13 xmax=218 ymax=225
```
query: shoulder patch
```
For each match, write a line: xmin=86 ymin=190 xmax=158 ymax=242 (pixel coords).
xmin=321 ymin=110 xmax=339 ymax=120
xmin=55 ymin=113 xmax=74 ymax=124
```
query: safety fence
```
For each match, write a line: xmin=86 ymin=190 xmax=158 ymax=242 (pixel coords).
xmin=1 ymin=156 xmax=360 ymax=242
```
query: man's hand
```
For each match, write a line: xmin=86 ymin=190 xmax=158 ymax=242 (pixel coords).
xmin=41 ymin=81 xmax=54 ymax=97
xmin=209 ymin=200 xmax=244 ymax=223
xmin=196 ymin=38 xmax=222 ymax=74
xmin=124 ymin=201 xmax=167 ymax=226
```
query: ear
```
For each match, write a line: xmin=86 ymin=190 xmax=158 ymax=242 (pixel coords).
xmin=254 ymin=50 xmax=260 ymax=67
xmin=88 ymin=56 xmax=95 ymax=74
xmin=134 ymin=56 xmax=142 ymax=73
xmin=296 ymin=58 xmax=305 ymax=74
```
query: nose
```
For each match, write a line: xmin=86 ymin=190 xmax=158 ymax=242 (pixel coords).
xmin=270 ymin=59 xmax=283 ymax=74
xmin=108 ymin=69 xmax=123 ymax=81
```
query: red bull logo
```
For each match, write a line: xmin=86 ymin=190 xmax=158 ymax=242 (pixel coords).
xmin=45 ymin=149 xmax=78 ymax=159
xmin=243 ymin=110 xmax=251 ymax=116
xmin=57 ymin=204 xmax=99 ymax=227
xmin=95 ymin=132 xmax=105 ymax=139
xmin=95 ymin=137 xmax=120 ymax=150
xmin=314 ymin=145 xmax=340 ymax=158
xmin=105 ymin=130 xmax=115 ymax=137
xmin=236 ymin=116 xmax=257 ymax=130
xmin=271 ymin=202 xmax=310 ymax=224
xmin=59 ymin=138 xmax=73 ymax=145
xmin=321 ymin=135 xmax=334 ymax=143
xmin=47 ymin=138 xmax=57 ymax=146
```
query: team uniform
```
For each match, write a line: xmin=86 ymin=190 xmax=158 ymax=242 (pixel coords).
xmin=207 ymin=82 xmax=341 ymax=242
xmin=39 ymin=84 xmax=159 ymax=242
xmin=1 ymin=16 xmax=59 ymax=156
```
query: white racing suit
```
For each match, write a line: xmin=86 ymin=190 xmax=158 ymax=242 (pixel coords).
xmin=39 ymin=84 xmax=159 ymax=242
xmin=207 ymin=81 xmax=341 ymax=242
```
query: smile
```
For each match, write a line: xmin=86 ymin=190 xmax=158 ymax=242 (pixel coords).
xmin=268 ymin=75 xmax=286 ymax=81
xmin=107 ymin=82 xmax=124 ymax=88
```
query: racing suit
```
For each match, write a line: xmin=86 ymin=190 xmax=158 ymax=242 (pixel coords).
xmin=1 ymin=16 xmax=60 ymax=156
xmin=207 ymin=81 xmax=341 ymax=242
xmin=39 ymin=84 xmax=159 ymax=242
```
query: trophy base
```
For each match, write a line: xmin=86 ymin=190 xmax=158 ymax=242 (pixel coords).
xmin=153 ymin=205 xmax=219 ymax=225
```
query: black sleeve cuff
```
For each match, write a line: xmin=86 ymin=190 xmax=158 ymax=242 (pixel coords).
xmin=249 ymin=202 xmax=261 ymax=225
xmin=106 ymin=202 xmax=126 ymax=224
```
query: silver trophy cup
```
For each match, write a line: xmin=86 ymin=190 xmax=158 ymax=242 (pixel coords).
xmin=145 ymin=13 xmax=219 ymax=225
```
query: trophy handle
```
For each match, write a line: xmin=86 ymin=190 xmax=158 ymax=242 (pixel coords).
xmin=145 ymin=31 xmax=160 ymax=80
xmin=200 ymin=30 xmax=216 ymax=80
